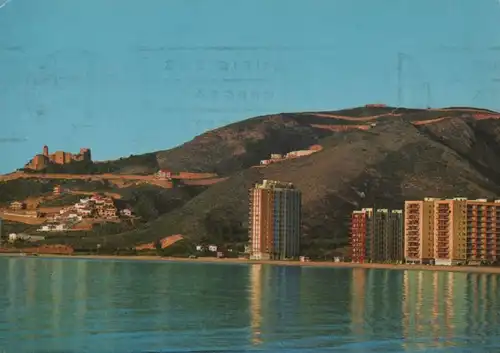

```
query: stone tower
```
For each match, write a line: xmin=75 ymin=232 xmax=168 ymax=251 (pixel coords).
xmin=43 ymin=145 xmax=49 ymax=157
xmin=80 ymin=148 xmax=92 ymax=161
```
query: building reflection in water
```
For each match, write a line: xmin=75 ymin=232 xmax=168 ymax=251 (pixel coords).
xmin=6 ymin=258 xmax=18 ymax=328
xmin=3 ymin=257 xmax=500 ymax=351
xmin=248 ymin=264 xmax=302 ymax=347
xmin=465 ymin=273 xmax=500 ymax=344
xmin=350 ymin=268 xmax=366 ymax=338
xmin=445 ymin=272 xmax=467 ymax=340
xmin=402 ymin=270 xmax=471 ymax=351
xmin=25 ymin=258 xmax=36 ymax=309
xmin=350 ymin=269 xmax=404 ymax=347
xmin=75 ymin=259 xmax=88 ymax=339
xmin=50 ymin=259 xmax=64 ymax=337
xmin=348 ymin=268 xmax=500 ymax=350
xmin=249 ymin=264 xmax=263 ymax=345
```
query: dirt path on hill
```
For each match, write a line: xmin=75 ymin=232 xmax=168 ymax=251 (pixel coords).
xmin=0 ymin=172 xmax=222 ymax=190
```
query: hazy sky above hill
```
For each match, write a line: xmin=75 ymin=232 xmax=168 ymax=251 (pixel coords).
xmin=0 ymin=0 xmax=499 ymax=173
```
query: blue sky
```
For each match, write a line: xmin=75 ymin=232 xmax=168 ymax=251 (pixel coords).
xmin=1 ymin=0 xmax=499 ymax=173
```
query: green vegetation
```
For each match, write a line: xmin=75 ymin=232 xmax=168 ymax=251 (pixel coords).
xmin=0 ymin=221 xmax=41 ymax=246
xmin=158 ymin=238 xmax=195 ymax=257
xmin=0 ymin=179 xmax=113 ymax=206
xmin=0 ymin=221 xmax=33 ymax=238
xmin=202 ymin=206 xmax=247 ymax=244
xmin=40 ymin=194 xmax=83 ymax=207
xmin=62 ymin=179 xmax=114 ymax=192
xmin=91 ymin=221 xmax=137 ymax=236
xmin=91 ymin=153 xmax=159 ymax=174
xmin=43 ymin=160 xmax=94 ymax=174
xmin=0 ymin=179 xmax=56 ymax=205
xmin=118 ymin=185 xmax=207 ymax=222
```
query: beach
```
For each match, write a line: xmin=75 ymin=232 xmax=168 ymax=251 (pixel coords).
xmin=2 ymin=252 xmax=500 ymax=274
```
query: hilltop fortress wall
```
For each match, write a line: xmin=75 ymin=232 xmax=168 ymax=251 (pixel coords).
xmin=25 ymin=145 xmax=92 ymax=171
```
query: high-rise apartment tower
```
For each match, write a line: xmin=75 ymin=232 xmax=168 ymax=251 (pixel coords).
xmin=248 ymin=180 xmax=301 ymax=260
xmin=466 ymin=199 xmax=500 ymax=264
xmin=404 ymin=198 xmax=437 ymax=264
xmin=350 ymin=208 xmax=374 ymax=263
xmin=404 ymin=197 xmax=500 ymax=265
xmin=350 ymin=208 xmax=404 ymax=263
xmin=433 ymin=198 xmax=467 ymax=265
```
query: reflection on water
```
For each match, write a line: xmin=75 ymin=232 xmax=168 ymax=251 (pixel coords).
xmin=248 ymin=264 xmax=303 ymax=350
xmin=350 ymin=268 xmax=366 ymax=337
xmin=402 ymin=271 xmax=465 ymax=350
xmin=347 ymin=269 xmax=405 ymax=351
xmin=402 ymin=270 xmax=500 ymax=351
xmin=249 ymin=264 xmax=263 ymax=345
xmin=1 ymin=258 xmax=500 ymax=352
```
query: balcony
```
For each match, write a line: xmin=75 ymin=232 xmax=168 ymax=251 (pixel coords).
xmin=406 ymin=233 xmax=420 ymax=238
xmin=406 ymin=203 xmax=420 ymax=207
xmin=436 ymin=244 xmax=449 ymax=249
xmin=406 ymin=229 xmax=419 ymax=233
xmin=436 ymin=235 xmax=450 ymax=240
xmin=407 ymin=211 xmax=420 ymax=215
xmin=436 ymin=254 xmax=450 ymax=258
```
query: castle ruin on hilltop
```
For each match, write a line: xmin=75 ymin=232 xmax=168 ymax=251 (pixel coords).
xmin=24 ymin=145 xmax=92 ymax=170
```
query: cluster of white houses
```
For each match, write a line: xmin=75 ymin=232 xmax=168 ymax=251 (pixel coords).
xmin=259 ymin=146 xmax=322 ymax=166
xmin=37 ymin=194 xmax=132 ymax=232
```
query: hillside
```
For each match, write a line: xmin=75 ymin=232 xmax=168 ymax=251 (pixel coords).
xmin=20 ymin=106 xmax=498 ymax=177
xmin=0 ymin=178 xmax=207 ymax=241
xmin=4 ymin=105 xmax=500 ymax=257
xmin=89 ymin=106 xmax=500 ymax=176
xmin=28 ymin=105 xmax=498 ymax=256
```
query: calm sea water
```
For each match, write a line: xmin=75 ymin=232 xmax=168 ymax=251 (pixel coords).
xmin=0 ymin=258 xmax=499 ymax=353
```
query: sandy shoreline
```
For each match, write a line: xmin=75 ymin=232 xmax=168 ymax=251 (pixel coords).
xmin=2 ymin=253 xmax=500 ymax=274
